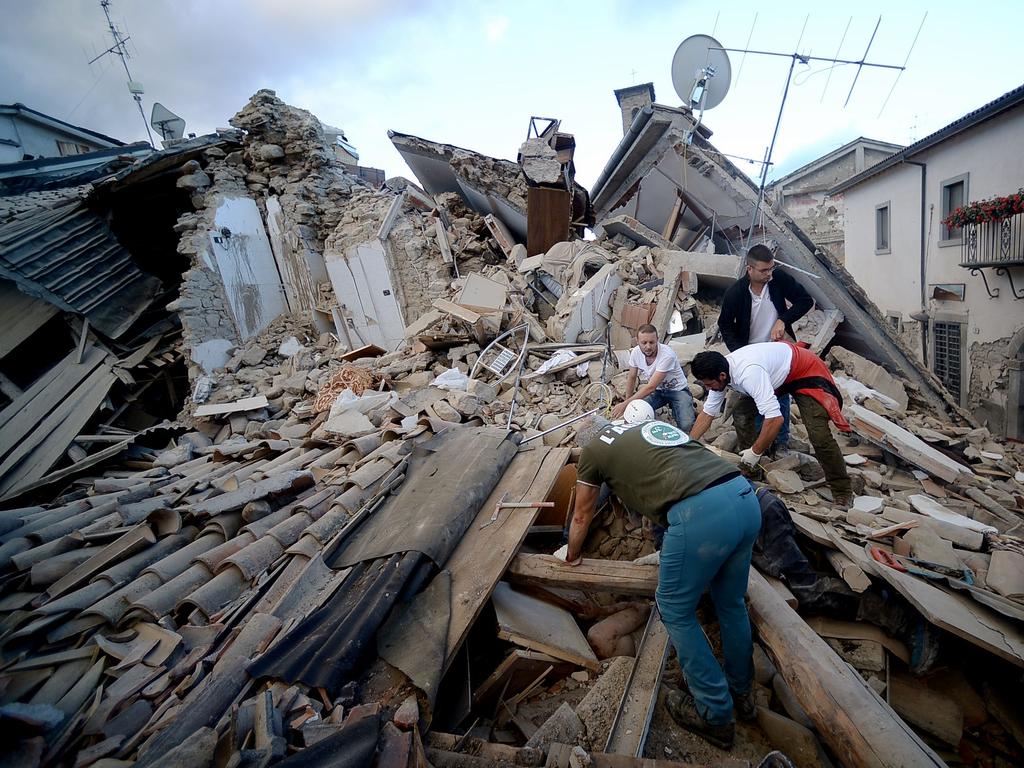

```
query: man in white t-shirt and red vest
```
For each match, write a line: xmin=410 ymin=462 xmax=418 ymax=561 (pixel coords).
xmin=688 ymin=341 xmax=853 ymax=506
xmin=717 ymin=243 xmax=814 ymax=455
xmin=611 ymin=324 xmax=696 ymax=430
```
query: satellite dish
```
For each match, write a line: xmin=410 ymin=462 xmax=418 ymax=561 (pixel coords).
xmin=671 ymin=34 xmax=732 ymax=111
xmin=151 ymin=103 xmax=186 ymax=141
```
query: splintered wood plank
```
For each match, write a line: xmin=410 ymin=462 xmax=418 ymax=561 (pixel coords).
xmin=443 ymin=446 xmax=570 ymax=672
xmin=854 ymin=540 xmax=1024 ymax=668
xmin=0 ymin=362 xmax=117 ymax=497
xmin=604 ymin=606 xmax=670 ymax=757
xmin=0 ymin=347 xmax=106 ymax=449
xmin=804 ymin=616 xmax=909 ymax=663
xmin=193 ymin=395 xmax=269 ymax=417
xmin=507 ymin=555 xmax=659 ymax=596
xmin=825 ymin=550 xmax=872 ymax=593
xmin=491 ymin=582 xmax=599 ymax=670
xmin=472 ymin=649 xmax=573 ymax=711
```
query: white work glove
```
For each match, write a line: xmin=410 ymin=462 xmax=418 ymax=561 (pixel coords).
xmin=553 ymin=544 xmax=582 ymax=566
xmin=739 ymin=447 xmax=763 ymax=467
xmin=633 ymin=551 xmax=661 ymax=566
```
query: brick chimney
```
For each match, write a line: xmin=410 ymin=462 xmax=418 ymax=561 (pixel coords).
xmin=613 ymin=83 xmax=656 ymax=135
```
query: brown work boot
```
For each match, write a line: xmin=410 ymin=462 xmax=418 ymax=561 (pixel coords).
xmin=666 ymin=690 xmax=735 ymax=749
xmin=732 ymin=689 xmax=757 ymax=722
xmin=832 ymin=492 xmax=853 ymax=509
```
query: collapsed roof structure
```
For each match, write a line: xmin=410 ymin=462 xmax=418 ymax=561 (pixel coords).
xmin=0 ymin=89 xmax=1021 ymax=768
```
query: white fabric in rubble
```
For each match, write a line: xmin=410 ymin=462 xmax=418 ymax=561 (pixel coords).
xmin=532 ymin=350 xmax=578 ymax=376
xmin=431 ymin=368 xmax=471 ymax=391
xmin=329 ymin=388 xmax=397 ymax=418
xmin=541 ymin=241 xmax=611 ymax=288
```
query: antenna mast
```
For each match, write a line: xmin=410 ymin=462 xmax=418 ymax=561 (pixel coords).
xmin=713 ymin=17 xmax=909 ymax=248
xmin=94 ymin=0 xmax=155 ymax=146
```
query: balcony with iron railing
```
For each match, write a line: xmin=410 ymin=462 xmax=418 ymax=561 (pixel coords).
xmin=959 ymin=211 xmax=1024 ymax=268
xmin=949 ymin=190 xmax=1024 ymax=299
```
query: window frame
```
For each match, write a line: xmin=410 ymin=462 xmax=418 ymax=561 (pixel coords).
xmin=939 ymin=173 xmax=969 ymax=247
xmin=874 ymin=201 xmax=891 ymax=254
xmin=930 ymin=311 xmax=968 ymax=406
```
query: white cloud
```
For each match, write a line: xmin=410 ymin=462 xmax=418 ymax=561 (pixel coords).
xmin=485 ymin=16 xmax=509 ymax=43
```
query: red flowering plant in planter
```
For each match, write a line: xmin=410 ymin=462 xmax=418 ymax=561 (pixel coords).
xmin=943 ymin=188 xmax=1024 ymax=228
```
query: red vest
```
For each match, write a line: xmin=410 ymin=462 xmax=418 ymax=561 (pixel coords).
xmin=778 ymin=342 xmax=851 ymax=432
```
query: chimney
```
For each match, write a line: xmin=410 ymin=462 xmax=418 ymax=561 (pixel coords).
xmin=613 ymin=83 xmax=656 ymax=135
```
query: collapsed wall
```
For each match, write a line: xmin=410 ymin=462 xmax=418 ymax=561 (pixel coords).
xmin=170 ymin=90 xmax=372 ymax=379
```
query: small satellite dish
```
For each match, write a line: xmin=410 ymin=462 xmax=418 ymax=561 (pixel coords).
xmin=151 ymin=103 xmax=186 ymax=141
xmin=671 ymin=34 xmax=732 ymax=111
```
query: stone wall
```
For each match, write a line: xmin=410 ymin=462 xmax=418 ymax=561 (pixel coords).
xmin=169 ymin=148 xmax=249 ymax=377
xmin=170 ymin=90 xmax=374 ymax=379
xmin=323 ymin=186 xmax=458 ymax=333
xmin=969 ymin=335 xmax=1012 ymax=434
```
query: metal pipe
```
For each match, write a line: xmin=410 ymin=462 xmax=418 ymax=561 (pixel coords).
xmin=506 ymin=340 xmax=530 ymax=430
xmin=773 ymin=258 xmax=822 ymax=280
xmin=521 ymin=408 xmax=601 ymax=444
xmin=745 ymin=54 xmax=799 ymax=250
xmin=904 ymin=158 xmax=929 ymax=366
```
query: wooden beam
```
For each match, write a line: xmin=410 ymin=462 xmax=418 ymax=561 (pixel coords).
xmin=747 ymin=569 xmax=946 ymax=768
xmin=506 ymin=555 xmax=658 ymax=596
xmin=511 ymin=556 xmax=944 ymax=768
xmin=661 ymin=194 xmax=684 ymax=241
xmin=0 ymin=371 xmax=22 ymax=401
xmin=193 ymin=395 xmax=269 ymax=418
xmin=847 ymin=404 xmax=971 ymax=484
xmin=649 ymin=265 xmax=682 ymax=342
xmin=443 ymin=448 xmax=571 ymax=672
xmin=76 ymin=318 xmax=90 ymax=364
xmin=604 ymin=606 xmax=669 ymax=757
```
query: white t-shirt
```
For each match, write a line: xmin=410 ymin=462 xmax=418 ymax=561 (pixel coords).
xmin=703 ymin=342 xmax=794 ymax=419
xmin=748 ymin=283 xmax=779 ymax=344
xmin=628 ymin=343 xmax=687 ymax=392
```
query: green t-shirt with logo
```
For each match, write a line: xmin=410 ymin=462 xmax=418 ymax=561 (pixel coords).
xmin=576 ymin=421 xmax=737 ymax=527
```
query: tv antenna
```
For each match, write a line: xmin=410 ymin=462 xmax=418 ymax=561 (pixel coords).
xmin=670 ymin=34 xmax=732 ymax=146
xmin=90 ymin=0 xmax=155 ymax=146
xmin=151 ymin=103 xmax=186 ymax=141
xmin=675 ymin=16 xmax=919 ymax=249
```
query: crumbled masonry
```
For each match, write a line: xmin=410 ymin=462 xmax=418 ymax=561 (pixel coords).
xmin=0 ymin=89 xmax=1022 ymax=768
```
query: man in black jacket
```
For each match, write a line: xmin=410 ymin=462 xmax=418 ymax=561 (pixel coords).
xmin=717 ymin=243 xmax=813 ymax=453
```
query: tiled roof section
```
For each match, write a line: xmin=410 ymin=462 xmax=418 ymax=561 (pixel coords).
xmin=0 ymin=188 xmax=160 ymax=338
xmin=830 ymin=82 xmax=1024 ymax=194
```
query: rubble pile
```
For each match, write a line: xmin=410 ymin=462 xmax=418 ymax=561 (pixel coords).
xmin=172 ymin=90 xmax=375 ymax=380
xmin=1 ymin=88 xmax=1023 ymax=768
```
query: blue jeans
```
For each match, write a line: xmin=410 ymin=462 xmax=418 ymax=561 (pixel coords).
xmin=644 ymin=387 xmax=695 ymax=432
xmin=655 ymin=476 xmax=761 ymax=725
xmin=754 ymin=393 xmax=791 ymax=447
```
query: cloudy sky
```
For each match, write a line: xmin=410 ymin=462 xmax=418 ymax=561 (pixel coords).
xmin=3 ymin=1 xmax=1022 ymax=188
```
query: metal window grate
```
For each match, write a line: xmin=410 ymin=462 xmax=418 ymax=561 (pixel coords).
xmin=933 ymin=321 xmax=962 ymax=401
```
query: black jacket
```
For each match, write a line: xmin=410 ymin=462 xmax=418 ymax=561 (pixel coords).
xmin=717 ymin=269 xmax=813 ymax=352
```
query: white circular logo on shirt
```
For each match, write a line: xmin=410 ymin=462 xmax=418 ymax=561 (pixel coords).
xmin=640 ymin=421 xmax=690 ymax=446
